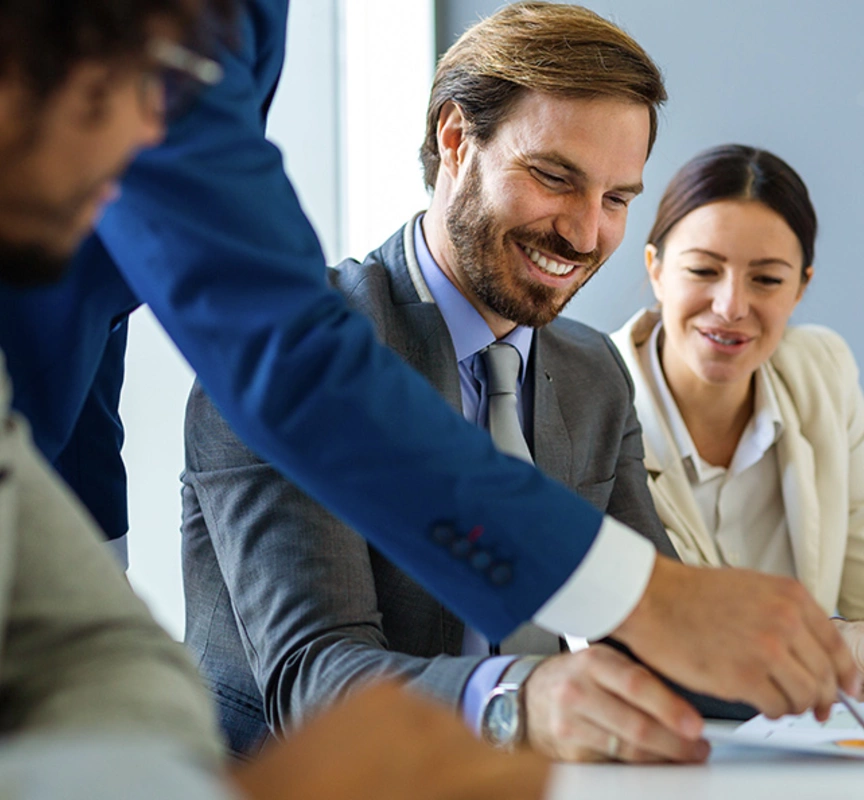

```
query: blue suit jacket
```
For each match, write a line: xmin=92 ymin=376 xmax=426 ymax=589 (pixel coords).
xmin=0 ymin=0 xmax=610 ymax=640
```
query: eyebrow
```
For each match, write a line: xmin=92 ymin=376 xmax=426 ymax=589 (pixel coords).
xmin=532 ymin=153 xmax=644 ymax=196
xmin=680 ymin=248 xmax=795 ymax=269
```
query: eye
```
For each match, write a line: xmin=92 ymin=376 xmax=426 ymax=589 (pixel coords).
xmin=685 ymin=267 xmax=718 ymax=277
xmin=529 ymin=167 xmax=568 ymax=188
xmin=604 ymin=194 xmax=630 ymax=209
xmin=753 ymin=275 xmax=784 ymax=286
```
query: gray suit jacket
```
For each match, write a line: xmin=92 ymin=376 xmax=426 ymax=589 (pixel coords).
xmin=182 ymin=220 xmax=675 ymax=756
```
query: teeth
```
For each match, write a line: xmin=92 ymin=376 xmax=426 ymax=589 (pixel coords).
xmin=706 ymin=332 xmax=742 ymax=346
xmin=521 ymin=245 xmax=575 ymax=277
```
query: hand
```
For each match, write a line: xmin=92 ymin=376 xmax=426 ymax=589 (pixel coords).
xmin=833 ymin=618 xmax=864 ymax=700
xmin=614 ymin=556 xmax=859 ymax=721
xmin=229 ymin=681 xmax=550 ymax=800
xmin=524 ymin=644 xmax=709 ymax=763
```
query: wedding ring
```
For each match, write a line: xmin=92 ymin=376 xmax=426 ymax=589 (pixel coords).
xmin=607 ymin=733 xmax=621 ymax=759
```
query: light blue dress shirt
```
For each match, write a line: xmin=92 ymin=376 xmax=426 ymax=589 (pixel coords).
xmin=414 ymin=215 xmax=535 ymax=732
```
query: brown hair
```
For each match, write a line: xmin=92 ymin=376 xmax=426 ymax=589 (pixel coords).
xmin=648 ymin=144 xmax=817 ymax=273
xmin=420 ymin=1 xmax=666 ymax=190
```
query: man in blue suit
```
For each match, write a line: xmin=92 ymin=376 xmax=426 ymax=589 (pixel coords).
xmin=0 ymin=0 xmax=856 ymax=721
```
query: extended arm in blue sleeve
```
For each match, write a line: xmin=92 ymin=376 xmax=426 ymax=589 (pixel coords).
xmin=94 ymin=0 xmax=606 ymax=641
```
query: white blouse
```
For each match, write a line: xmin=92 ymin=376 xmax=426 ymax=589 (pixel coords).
xmin=641 ymin=322 xmax=796 ymax=577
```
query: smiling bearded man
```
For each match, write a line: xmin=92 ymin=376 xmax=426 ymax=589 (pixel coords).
xmin=179 ymin=0 xmax=729 ymax=767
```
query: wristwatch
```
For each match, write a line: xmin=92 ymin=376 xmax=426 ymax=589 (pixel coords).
xmin=480 ymin=656 xmax=545 ymax=750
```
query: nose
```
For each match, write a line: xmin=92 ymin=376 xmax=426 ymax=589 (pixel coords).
xmin=554 ymin=195 xmax=602 ymax=255
xmin=712 ymin=273 xmax=749 ymax=321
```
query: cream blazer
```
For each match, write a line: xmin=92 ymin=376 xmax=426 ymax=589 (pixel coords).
xmin=611 ymin=309 xmax=864 ymax=618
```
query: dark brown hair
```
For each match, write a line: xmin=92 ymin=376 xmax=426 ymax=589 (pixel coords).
xmin=420 ymin=1 xmax=666 ymax=190
xmin=648 ymin=144 xmax=817 ymax=272
xmin=0 ymin=0 xmax=235 ymax=100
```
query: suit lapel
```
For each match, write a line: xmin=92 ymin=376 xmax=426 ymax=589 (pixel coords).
xmin=615 ymin=318 xmax=723 ymax=566
xmin=771 ymin=366 xmax=821 ymax=598
xmin=375 ymin=216 xmax=462 ymax=412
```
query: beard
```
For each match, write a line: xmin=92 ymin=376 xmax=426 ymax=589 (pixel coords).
xmin=0 ymin=239 xmax=69 ymax=287
xmin=444 ymin=158 xmax=604 ymax=329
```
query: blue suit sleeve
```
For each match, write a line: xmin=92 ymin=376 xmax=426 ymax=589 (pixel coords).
xmin=94 ymin=0 xmax=605 ymax=640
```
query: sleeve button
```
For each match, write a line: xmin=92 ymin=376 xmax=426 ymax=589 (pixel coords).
xmin=430 ymin=524 xmax=456 ymax=546
xmin=449 ymin=537 xmax=473 ymax=558
xmin=469 ymin=550 xmax=493 ymax=571
xmin=487 ymin=561 xmax=513 ymax=586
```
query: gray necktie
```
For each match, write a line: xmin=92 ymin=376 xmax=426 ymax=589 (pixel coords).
xmin=482 ymin=343 xmax=533 ymax=463
xmin=480 ymin=342 xmax=562 ymax=656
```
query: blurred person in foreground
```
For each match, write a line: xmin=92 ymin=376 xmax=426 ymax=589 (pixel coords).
xmin=0 ymin=2 xmax=548 ymax=797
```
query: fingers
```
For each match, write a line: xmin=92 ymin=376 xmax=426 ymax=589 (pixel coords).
xmin=758 ymin=584 xmax=854 ymax=718
xmin=593 ymin=647 xmax=703 ymax=740
xmin=613 ymin=560 xmax=858 ymax=721
xmin=524 ymin=647 xmax=709 ymax=764
xmin=800 ymin=594 xmax=860 ymax=697
xmin=832 ymin=619 xmax=864 ymax=700
xmin=584 ymin=649 xmax=709 ymax=762
xmin=756 ymin=634 xmax=834 ymax=718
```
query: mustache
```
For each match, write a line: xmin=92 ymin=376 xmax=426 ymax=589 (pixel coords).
xmin=511 ymin=228 xmax=601 ymax=269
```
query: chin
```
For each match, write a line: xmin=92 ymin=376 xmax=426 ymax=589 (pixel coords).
xmin=695 ymin=363 xmax=752 ymax=386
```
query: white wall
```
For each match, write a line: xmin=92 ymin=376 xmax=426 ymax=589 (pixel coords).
xmin=123 ymin=0 xmax=434 ymax=638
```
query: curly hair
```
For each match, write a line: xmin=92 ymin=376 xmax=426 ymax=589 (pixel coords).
xmin=0 ymin=0 xmax=236 ymax=99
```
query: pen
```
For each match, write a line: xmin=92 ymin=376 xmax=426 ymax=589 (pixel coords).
xmin=837 ymin=690 xmax=864 ymax=731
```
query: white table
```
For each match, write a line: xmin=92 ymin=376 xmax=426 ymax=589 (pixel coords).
xmin=547 ymin=742 xmax=864 ymax=799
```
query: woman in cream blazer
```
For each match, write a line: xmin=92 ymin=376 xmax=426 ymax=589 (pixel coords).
xmin=611 ymin=145 xmax=864 ymax=662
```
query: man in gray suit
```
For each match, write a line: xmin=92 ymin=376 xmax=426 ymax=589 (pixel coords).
xmin=183 ymin=3 xmax=715 ymax=765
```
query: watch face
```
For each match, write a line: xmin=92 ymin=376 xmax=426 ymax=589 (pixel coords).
xmin=482 ymin=690 xmax=520 ymax=747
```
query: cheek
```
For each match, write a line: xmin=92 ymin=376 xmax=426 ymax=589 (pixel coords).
xmin=758 ymin=299 xmax=798 ymax=342
xmin=599 ymin=218 xmax=627 ymax=256
xmin=659 ymin=281 xmax=707 ymax=328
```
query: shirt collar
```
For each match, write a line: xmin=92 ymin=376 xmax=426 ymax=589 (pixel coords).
xmin=647 ymin=321 xmax=703 ymax=472
xmin=646 ymin=321 xmax=784 ymax=483
xmin=413 ymin=215 xmax=533 ymax=380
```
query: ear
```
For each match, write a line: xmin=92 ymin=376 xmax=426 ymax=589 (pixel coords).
xmin=645 ymin=243 xmax=664 ymax=302
xmin=795 ymin=265 xmax=814 ymax=302
xmin=437 ymin=101 xmax=470 ymax=180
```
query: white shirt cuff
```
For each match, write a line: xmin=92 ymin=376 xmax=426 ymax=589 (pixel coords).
xmin=532 ymin=515 xmax=656 ymax=641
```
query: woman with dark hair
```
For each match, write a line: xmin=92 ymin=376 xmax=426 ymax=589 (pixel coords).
xmin=612 ymin=144 xmax=864 ymax=673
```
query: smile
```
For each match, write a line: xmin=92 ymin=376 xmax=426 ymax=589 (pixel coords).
xmin=699 ymin=328 xmax=752 ymax=347
xmin=518 ymin=244 xmax=577 ymax=277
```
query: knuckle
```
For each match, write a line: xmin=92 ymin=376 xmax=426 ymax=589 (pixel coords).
xmin=624 ymin=716 xmax=653 ymax=746
xmin=548 ymin=714 xmax=574 ymax=741
xmin=620 ymin=666 xmax=650 ymax=698
xmin=579 ymin=646 xmax=604 ymax=669
xmin=754 ymin=632 xmax=785 ymax=663
xmin=557 ymin=678 xmax=589 ymax=708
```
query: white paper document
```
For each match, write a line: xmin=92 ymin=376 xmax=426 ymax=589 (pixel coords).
xmin=704 ymin=701 xmax=864 ymax=759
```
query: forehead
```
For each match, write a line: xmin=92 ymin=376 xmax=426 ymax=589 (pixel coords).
xmin=666 ymin=200 xmax=802 ymax=258
xmin=487 ymin=91 xmax=651 ymax=183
